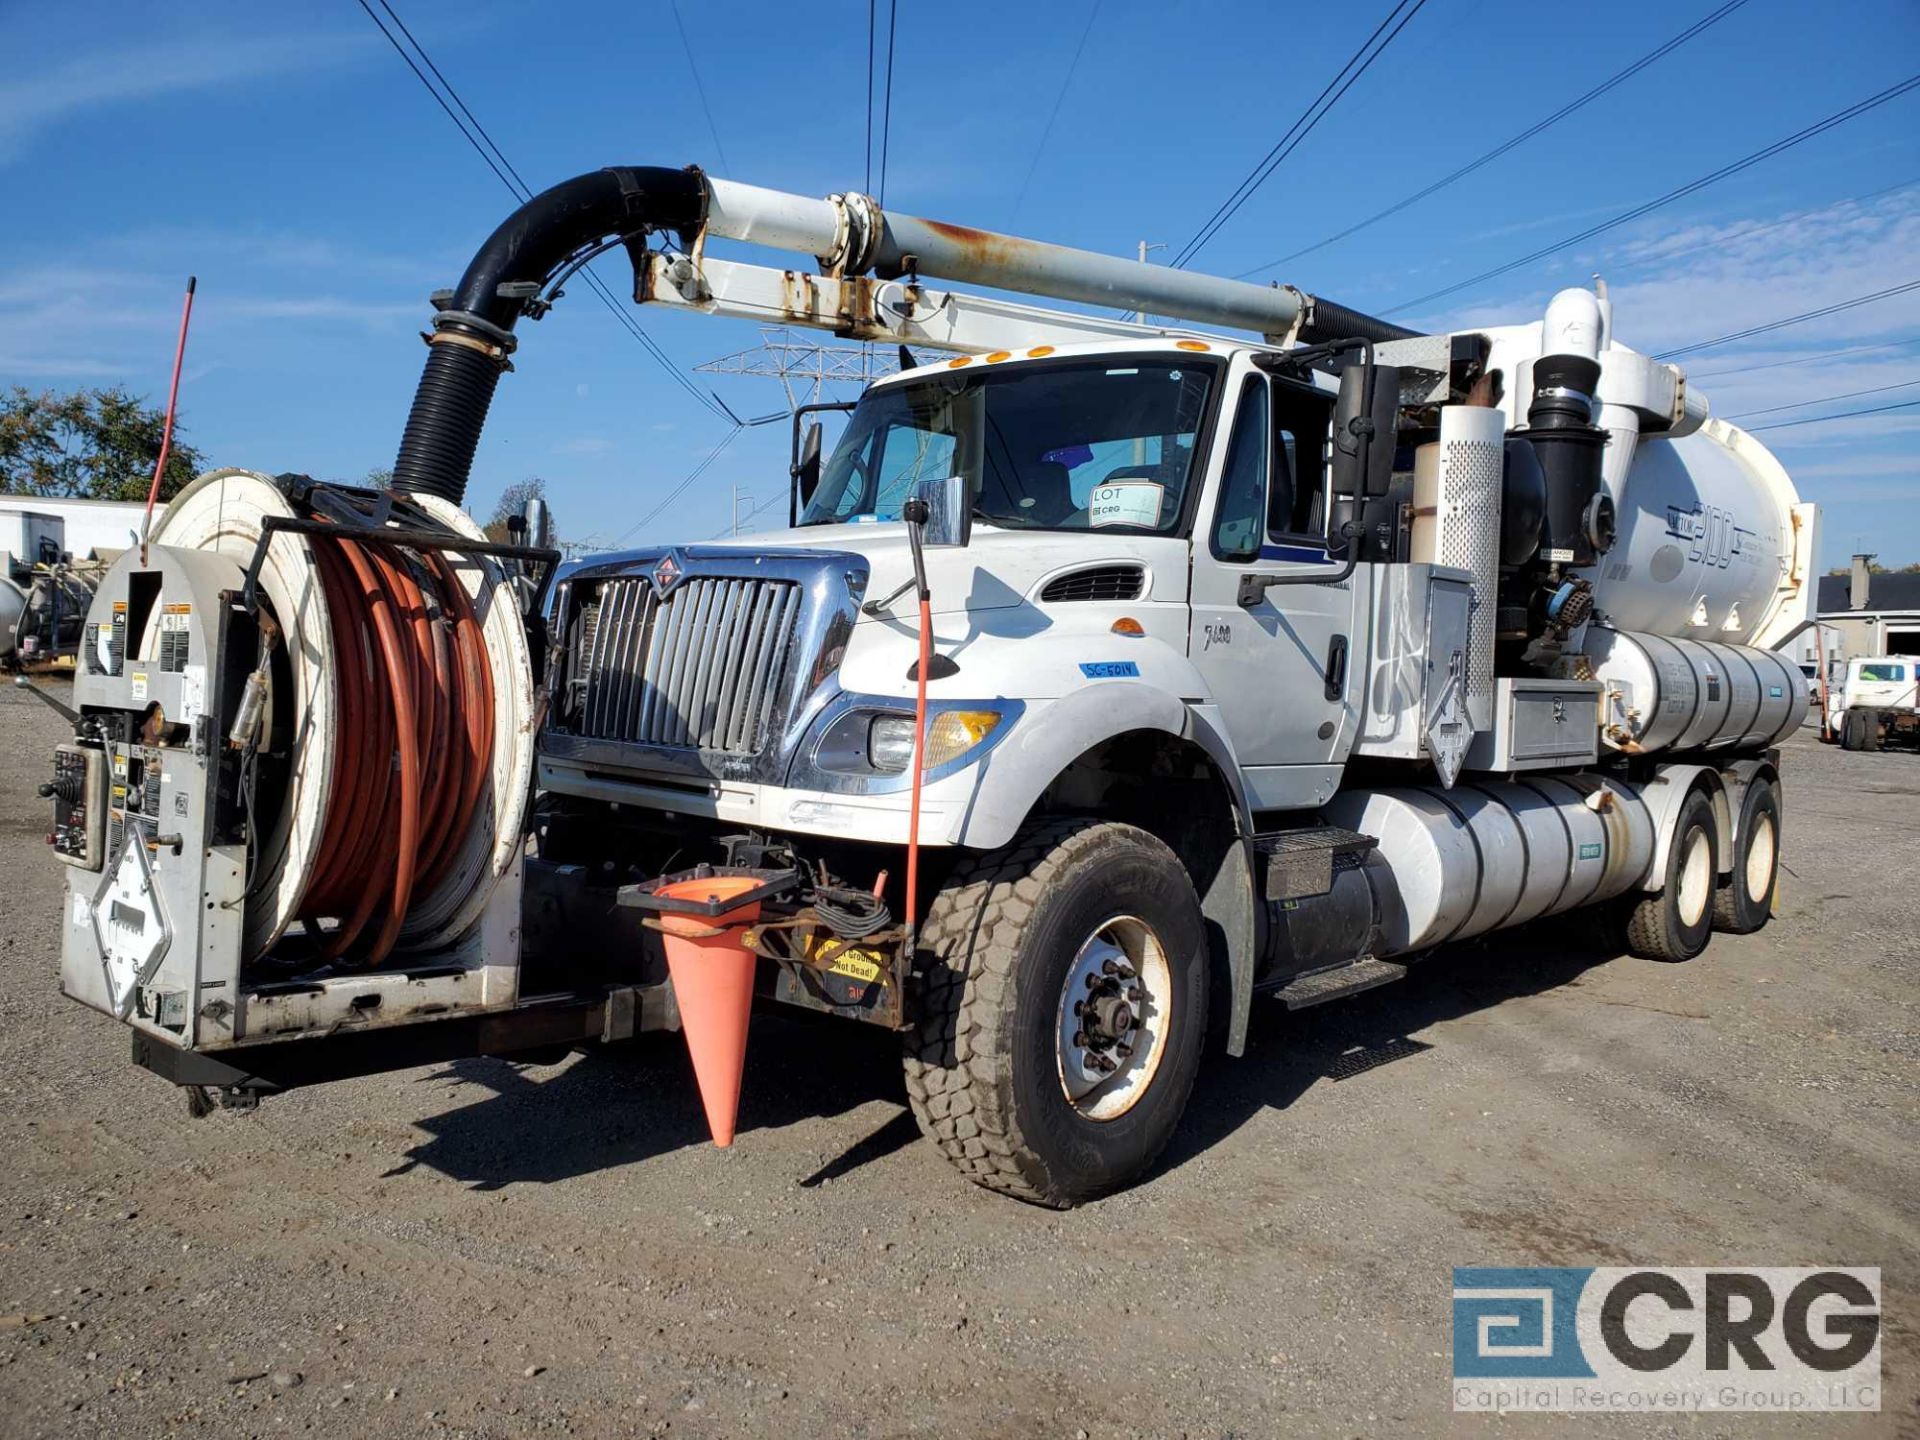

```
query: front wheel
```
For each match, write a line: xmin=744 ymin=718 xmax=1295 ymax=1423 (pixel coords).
xmin=903 ymin=819 xmax=1209 ymax=1207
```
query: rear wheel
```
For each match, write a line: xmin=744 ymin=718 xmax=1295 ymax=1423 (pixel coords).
xmin=1859 ymin=708 xmax=1883 ymax=752
xmin=903 ymin=818 xmax=1208 ymax=1207
xmin=1712 ymin=777 xmax=1779 ymax=935
xmin=1622 ymin=787 xmax=1718 ymax=963
xmin=1841 ymin=710 xmax=1864 ymax=750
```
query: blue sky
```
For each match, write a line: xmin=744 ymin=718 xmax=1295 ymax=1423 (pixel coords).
xmin=4 ymin=0 xmax=1916 ymax=565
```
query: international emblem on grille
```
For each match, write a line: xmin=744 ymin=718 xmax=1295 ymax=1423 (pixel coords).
xmin=650 ymin=550 xmax=684 ymax=600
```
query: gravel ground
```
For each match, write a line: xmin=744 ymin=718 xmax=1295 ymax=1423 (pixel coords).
xmin=0 ymin=676 xmax=1913 ymax=1438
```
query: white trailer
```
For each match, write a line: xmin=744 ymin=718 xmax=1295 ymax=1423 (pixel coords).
xmin=43 ymin=166 xmax=1817 ymax=1206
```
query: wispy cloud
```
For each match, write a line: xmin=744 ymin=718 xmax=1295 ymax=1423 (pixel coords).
xmin=0 ymin=29 xmax=375 ymax=159
xmin=0 ymin=263 xmax=420 ymax=383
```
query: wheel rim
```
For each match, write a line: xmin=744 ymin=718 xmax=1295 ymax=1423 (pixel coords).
xmin=1676 ymin=827 xmax=1712 ymax=927
xmin=1055 ymin=915 xmax=1173 ymax=1122
xmin=1744 ymin=811 xmax=1777 ymax=900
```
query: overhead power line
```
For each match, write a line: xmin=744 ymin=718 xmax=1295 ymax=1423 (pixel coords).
xmin=1690 ymin=334 xmax=1920 ymax=380
xmin=878 ymin=0 xmax=900 ymax=206
xmin=1173 ymin=0 xmax=1430 ymax=269
xmin=1235 ymin=0 xmax=1752 ymax=279
xmin=1656 ymin=280 xmax=1920 ymax=359
xmin=354 ymin=0 xmax=732 ymax=425
xmin=1747 ymin=398 xmax=1920 ymax=432
xmin=864 ymin=0 xmax=876 ymax=193
xmin=599 ymin=425 xmax=746 ymax=551
xmin=669 ymin=0 xmax=732 ymax=175
xmin=1008 ymin=1 xmax=1103 ymax=223
xmin=1384 ymin=72 xmax=1920 ymax=317
xmin=1726 ymin=376 xmax=1920 ymax=419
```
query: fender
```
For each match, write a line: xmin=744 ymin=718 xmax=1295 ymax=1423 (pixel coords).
xmin=958 ymin=685 xmax=1264 ymax=1057
xmin=1716 ymin=753 xmax=1779 ymax=861
xmin=956 ymin=681 xmax=1200 ymax=849
xmin=1624 ymin=762 xmax=1732 ymax=887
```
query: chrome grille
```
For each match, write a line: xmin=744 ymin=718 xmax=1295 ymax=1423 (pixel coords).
xmin=569 ymin=576 xmax=801 ymax=753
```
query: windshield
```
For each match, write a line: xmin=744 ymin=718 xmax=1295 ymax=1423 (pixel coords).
xmin=1859 ymin=663 xmax=1906 ymax=682
xmin=801 ymin=357 xmax=1217 ymax=532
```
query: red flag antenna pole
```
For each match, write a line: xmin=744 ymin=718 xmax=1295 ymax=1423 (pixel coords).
xmin=140 ymin=276 xmax=197 ymax=566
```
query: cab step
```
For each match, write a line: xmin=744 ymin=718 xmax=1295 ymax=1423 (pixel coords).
xmin=1273 ymin=957 xmax=1408 ymax=1010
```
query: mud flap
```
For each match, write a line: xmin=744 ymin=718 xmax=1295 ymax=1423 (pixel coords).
xmin=1201 ymin=836 xmax=1259 ymax=1057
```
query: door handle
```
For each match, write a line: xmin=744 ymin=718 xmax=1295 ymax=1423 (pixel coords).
xmin=1323 ymin=634 xmax=1349 ymax=701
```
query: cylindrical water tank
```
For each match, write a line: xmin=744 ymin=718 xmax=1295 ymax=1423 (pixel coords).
xmin=1581 ymin=629 xmax=1802 ymax=754
xmin=1590 ymin=419 xmax=1801 ymax=646
xmin=1322 ymin=776 xmax=1654 ymax=955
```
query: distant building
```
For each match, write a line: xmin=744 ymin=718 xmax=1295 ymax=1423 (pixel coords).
xmin=1814 ymin=555 xmax=1920 ymax=662
xmin=0 ymin=495 xmax=158 ymax=562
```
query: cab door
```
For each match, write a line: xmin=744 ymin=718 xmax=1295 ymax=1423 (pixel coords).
xmin=1188 ymin=365 xmax=1359 ymax=812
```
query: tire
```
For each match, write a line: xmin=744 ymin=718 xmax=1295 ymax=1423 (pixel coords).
xmin=1712 ymin=777 xmax=1779 ymax=935
xmin=1860 ymin=709 xmax=1882 ymax=752
xmin=903 ymin=818 xmax=1209 ymax=1207
xmin=1622 ymin=787 xmax=1718 ymax=963
xmin=1840 ymin=710 xmax=1863 ymax=750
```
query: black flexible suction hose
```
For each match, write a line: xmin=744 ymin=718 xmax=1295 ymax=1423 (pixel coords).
xmin=1299 ymin=294 xmax=1421 ymax=346
xmin=391 ymin=165 xmax=709 ymax=506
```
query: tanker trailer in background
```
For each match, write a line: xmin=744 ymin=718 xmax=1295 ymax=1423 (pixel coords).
xmin=1 ymin=506 xmax=97 ymax=668
xmin=41 ymin=164 xmax=1818 ymax=1206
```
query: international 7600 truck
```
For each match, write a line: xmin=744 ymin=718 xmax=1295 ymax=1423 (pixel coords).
xmin=46 ymin=165 xmax=1816 ymax=1205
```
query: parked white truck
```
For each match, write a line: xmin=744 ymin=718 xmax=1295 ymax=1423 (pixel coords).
xmin=44 ymin=167 xmax=1816 ymax=1206
xmin=1828 ymin=656 xmax=1919 ymax=750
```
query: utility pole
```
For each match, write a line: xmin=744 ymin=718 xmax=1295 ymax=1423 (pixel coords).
xmin=1123 ymin=241 xmax=1166 ymax=328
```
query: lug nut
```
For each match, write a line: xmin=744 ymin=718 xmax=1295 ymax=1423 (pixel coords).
xmin=1072 ymin=1031 xmax=1086 ymax=1048
xmin=1116 ymin=1044 xmax=1134 ymax=1060
xmin=1126 ymin=986 xmax=1142 ymax=1003
xmin=1072 ymin=1000 xmax=1084 ymax=1017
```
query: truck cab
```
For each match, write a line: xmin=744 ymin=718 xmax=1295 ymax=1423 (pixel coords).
xmin=538 ymin=339 xmax=1359 ymax=849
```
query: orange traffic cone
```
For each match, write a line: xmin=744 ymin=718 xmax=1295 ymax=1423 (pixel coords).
xmin=654 ymin=876 xmax=764 ymax=1147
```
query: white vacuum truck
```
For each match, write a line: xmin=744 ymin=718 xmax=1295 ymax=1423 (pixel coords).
xmin=43 ymin=166 xmax=1816 ymax=1206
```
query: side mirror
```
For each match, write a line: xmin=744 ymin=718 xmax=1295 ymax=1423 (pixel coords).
xmin=793 ymin=421 xmax=823 ymax=506
xmin=906 ymin=474 xmax=971 ymax=549
xmin=1330 ymin=362 xmax=1400 ymax=499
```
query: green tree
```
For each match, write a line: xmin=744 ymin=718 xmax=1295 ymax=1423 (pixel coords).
xmin=0 ymin=386 xmax=205 ymax=502
xmin=482 ymin=476 xmax=550 ymax=542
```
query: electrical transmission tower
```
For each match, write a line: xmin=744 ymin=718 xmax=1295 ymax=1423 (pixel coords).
xmin=695 ymin=326 xmax=922 ymax=410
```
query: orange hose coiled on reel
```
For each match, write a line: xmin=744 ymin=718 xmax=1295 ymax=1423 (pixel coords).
xmin=298 ymin=530 xmax=494 ymax=965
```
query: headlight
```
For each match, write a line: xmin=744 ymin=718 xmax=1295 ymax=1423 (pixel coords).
xmin=868 ymin=715 xmax=916 ymax=773
xmin=868 ymin=710 xmax=1006 ymax=773
xmin=811 ymin=703 xmax=1016 ymax=781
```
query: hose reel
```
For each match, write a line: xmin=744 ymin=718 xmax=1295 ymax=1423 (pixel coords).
xmin=151 ymin=469 xmax=554 ymax=967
